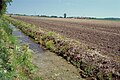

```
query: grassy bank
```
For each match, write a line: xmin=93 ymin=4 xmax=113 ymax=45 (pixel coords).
xmin=6 ymin=16 xmax=120 ymax=79
xmin=0 ymin=16 xmax=42 ymax=80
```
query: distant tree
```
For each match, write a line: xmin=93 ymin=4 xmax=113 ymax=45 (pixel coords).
xmin=40 ymin=15 xmax=48 ymax=17
xmin=50 ymin=16 xmax=58 ymax=18
xmin=64 ymin=13 xmax=66 ymax=18
xmin=59 ymin=16 xmax=63 ymax=18
xmin=0 ymin=0 xmax=12 ymax=15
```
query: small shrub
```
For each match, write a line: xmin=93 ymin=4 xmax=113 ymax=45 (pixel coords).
xmin=46 ymin=40 xmax=55 ymax=51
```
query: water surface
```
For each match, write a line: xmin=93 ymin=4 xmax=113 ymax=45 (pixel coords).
xmin=10 ymin=25 xmax=44 ymax=54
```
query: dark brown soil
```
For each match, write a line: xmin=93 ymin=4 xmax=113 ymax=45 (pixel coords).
xmin=12 ymin=16 xmax=120 ymax=61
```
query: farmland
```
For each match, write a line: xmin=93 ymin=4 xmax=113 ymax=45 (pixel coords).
xmin=12 ymin=16 xmax=120 ymax=61
xmin=7 ymin=16 xmax=120 ymax=79
xmin=2 ymin=0 xmax=120 ymax=79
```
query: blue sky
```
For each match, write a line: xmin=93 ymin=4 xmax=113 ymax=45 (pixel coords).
xmin=7 ymin=0 xmax=120 ymax=18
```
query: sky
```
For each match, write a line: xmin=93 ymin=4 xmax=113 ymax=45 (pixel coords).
xmin=7 ymin=0 xmax=120 ymax=18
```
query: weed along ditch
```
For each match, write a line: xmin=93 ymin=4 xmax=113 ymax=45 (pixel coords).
xmin=6 ymin=17 xmax=120 ymax=80
xmin=9 ymin=25 xmax=83 ymax=80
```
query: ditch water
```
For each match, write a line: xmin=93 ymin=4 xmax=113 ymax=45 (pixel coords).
xmin=10 ymin=25 xmax=44 ymax=54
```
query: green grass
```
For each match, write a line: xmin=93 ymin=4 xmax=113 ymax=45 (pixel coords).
xmin=0 ymin=17 xmax=41 ymax=80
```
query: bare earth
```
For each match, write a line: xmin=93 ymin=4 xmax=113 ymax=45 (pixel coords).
xmin=12 ymin=16 xmax=120 ymax=61
xmin=33 ymin=51 xmax=84 ymax=80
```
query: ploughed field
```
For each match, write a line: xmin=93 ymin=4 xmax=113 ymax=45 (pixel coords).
xmin=12 ymin=16 xmax=120 ymax=61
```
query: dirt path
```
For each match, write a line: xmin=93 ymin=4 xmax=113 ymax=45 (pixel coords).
xmin=33 ymin=51 xmax=84 ymax=80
